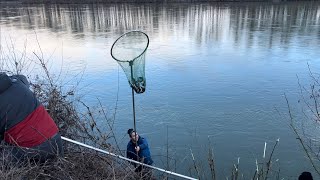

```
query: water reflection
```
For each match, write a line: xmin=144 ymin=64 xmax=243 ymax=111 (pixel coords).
xmin=1 ymin=2 xmax=320 ymax=178
xmin=1 ymin=3 xmax=319 ymax=48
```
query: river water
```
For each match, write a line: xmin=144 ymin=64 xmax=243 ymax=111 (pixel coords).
xmin=1 ymin=2 xmax=320 ymax=179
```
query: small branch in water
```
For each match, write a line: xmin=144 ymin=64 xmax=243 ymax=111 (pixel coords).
xmin=265 ymin=138 xmax=279 ymax=180
xmin=252 ymin=159 xmax=258 ymax=180
xmin=190 ymin=148 xmax=200 ymax=180
xmin=207 ymin=137 xmax=216 ymax=180
xmin=97 ymin=98 xmax=122 ymax=155
xmin=285 ymin=93 xmax=320 ymax=176
xmin=233 ymin=157 xmax=240 ymax=180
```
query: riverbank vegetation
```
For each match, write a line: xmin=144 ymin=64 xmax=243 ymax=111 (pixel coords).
xmin=285 ymin=64 xmax=320 ymax=177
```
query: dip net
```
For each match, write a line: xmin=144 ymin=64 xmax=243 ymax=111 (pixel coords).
xmin=110 ymin=31 xmax=149 ymax=94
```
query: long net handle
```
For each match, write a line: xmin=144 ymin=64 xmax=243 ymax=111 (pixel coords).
xmin=130 ymin=63 xmax=138 ymax=160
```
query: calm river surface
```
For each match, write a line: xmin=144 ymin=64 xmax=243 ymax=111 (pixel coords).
xmin=1 ymin=2 xmax=320 ymax=179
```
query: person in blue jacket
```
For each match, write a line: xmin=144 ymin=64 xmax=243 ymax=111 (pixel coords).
xmin=126 ymin=128 xmax=153 ymax=173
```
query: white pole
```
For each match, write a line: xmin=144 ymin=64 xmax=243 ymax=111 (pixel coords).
xmin=61 ymin=136 xmax=198 ymax=180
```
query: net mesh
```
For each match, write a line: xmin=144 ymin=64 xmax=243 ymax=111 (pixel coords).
xmin=111 ymin=31 xmax=149 ymax=94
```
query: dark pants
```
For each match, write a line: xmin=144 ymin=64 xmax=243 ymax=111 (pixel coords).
xmin=1 ymin=133 xmax=64 ymax=166
xmin=136 ymin=167 xmax=153 ymax=179
xmin=135 ymin=164 xmax=153 ymax=179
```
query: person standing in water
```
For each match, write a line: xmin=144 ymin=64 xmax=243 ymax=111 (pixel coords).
xmin=126 ymin=128 xmax=153 ymax=173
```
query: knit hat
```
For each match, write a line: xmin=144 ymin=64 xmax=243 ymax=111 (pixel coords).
xmin=299 ymin=171 xmax=313 ymax=180
xmin=0 ymin=73 xmax=12 ymax=94
xmin=127 ymin=128 xmax=134 ymax=136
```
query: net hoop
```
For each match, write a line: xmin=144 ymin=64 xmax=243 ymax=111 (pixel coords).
xmin=110 ymin=31 xmax=149 ymax=63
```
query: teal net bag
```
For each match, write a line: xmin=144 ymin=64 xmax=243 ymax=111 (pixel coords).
xmin=111 ymin=31 xmax=149 ymax=94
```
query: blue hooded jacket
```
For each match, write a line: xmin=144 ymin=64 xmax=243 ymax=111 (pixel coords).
xmin=127 ymin=136 xmax=153 ymax=166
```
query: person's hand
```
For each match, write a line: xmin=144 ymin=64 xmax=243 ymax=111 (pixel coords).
xmin=135 ymin=146 xmax=140 ymax=152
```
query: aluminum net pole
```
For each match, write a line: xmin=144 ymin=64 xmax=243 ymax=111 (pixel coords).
xmin=130 ymin=62 xmax=138 ymax=148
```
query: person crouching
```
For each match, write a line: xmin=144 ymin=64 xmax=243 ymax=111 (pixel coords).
xmin=126 ymin=128 xmax=153 ymax=176
xmin=0 ymin=73 xmax=63 ymax=165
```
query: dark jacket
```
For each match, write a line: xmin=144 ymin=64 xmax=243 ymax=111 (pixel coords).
xmin=127 ymin=136 xmax=153 ymax=166
xmin=0 ymin=74 xmax=40 ymax=136
xmin=0 ymin=73 xmax=59 ymax=148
